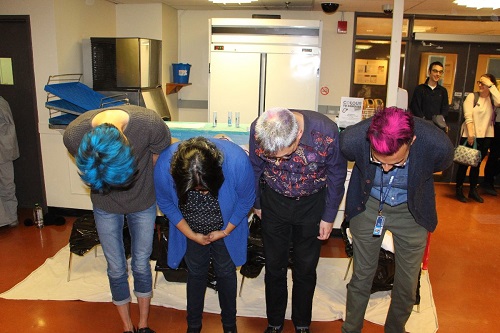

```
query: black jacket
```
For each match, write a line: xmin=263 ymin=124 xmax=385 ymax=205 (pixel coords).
xmin=340 ymin=117 xmax=454 ymax=232
xmin=410 ymin=80 xmax=449 ymax=120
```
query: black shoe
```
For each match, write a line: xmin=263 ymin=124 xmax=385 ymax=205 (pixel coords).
xmin=481 ymin=183 xmax=498 ymax=196
xmin=469 ymin=187 xmax=484 ymax=203
xmin=137 ymin=328 xmax=155 ymax=333
xmin=223 ymin=325 xmax=238 ymax=333
xmin=123 ymin=328 xmax=136 ymax=333
xmin=455 ymin=185 xmax=467 ymax=203
xmin=264 ymin=326 xmax=283 ymax=333
xmin=186 ymin=327 xmax=201 ymax=333
xmin=295 ymin=328 xmax=311 ymax=333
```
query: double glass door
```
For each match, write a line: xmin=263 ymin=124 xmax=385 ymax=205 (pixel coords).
xmin=406 ymin=41 xmax=500 ymax=182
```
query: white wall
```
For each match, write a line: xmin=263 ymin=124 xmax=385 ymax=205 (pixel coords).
xmin=176 ymin=10 xmax=355 ymax=121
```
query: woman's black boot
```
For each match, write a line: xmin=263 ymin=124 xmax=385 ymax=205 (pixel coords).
xmin=456 ymin=185 xmax=467 ymax=202
xmin=469 ymin=186 xmax=484 ymax=203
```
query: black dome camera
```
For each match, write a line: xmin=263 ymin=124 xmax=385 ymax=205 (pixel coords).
xmin=321 ymin=2 xmax=340 ymax=14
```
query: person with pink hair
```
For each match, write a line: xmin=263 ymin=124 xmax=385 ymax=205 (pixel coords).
xmin=339 ymin=107 xmax=454 ymax=333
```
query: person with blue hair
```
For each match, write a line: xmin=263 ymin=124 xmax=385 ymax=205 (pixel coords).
xmin=63 ymin=105 xmax=171 ymax=333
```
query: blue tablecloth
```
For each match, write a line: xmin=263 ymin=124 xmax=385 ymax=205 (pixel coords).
xmin=166 ymin=122 xmax=250 ymax=146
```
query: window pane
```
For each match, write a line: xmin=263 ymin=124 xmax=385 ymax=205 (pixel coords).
xmin=0 ymin=58 xmax=14 ymax=85
xmin=414 ymin=19 xmax=500 ymax=35
xmin=356 ymin=17 xmax=409 ymax=37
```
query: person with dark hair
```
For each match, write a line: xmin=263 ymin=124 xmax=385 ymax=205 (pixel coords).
xmin=63 ymin=105 xmax=171 ymax=333
xmin=455 ymin=73 xmax=500 ymax=202
xmin=154 ymin=136 xmax=255 ymax=333
xmin=339 ymin=107 xmax=454 ymax=333
xmin=480 ymin=76 xmax=500 ymax=196
xmin=249 ymin=107 xmax=347 ymax=333
xmin=0 ymin=96 xmax=20 ymax=227
xmin=409 ymin=61 xmax=449 ymax=126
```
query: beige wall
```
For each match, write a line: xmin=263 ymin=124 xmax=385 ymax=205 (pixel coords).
xmin=161 ymin=4 xmax=179 ymax=120
xmin=54 ymin=0 xmax=116 ymax=75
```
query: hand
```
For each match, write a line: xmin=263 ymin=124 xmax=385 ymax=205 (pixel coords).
xmin=317 ymin=220 xmax=333 ymax=240
xmin=480 ymin=76 xmax=493 ymax=88
xmin=208 ymin=230 xmax=226 ymax=242
xmin=191 ymin=233 xmax=211 ymax=245
xmin=467 ymin=136 xmax=475 ymax=146
xmin=253 ymin=208 xmax=262 ymax=219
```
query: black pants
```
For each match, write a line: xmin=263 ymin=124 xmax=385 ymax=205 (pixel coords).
xmin=260 ymin=184 xmax=325 ymax=328
xmin=484 ymin=122 xmax=500 ymax=184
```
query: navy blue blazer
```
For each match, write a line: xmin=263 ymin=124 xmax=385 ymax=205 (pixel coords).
xmin=340 ymin=117 xmax=454 ymax=232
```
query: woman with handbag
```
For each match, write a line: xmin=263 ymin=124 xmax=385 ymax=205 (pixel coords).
xmin=455 ymin=73 xmax=500 ymax=203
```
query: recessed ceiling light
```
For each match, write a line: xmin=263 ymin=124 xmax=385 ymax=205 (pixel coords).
xmin=209 ymin=0 xmax=257 ymax=4
xmin=453 ymin=0 xmax=499 ymax=9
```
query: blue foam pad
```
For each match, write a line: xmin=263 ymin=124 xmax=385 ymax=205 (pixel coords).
xmin=48 ymin=113 xmax=78 ymax=126
xmin=46 ymin=99 xmax=87 ymax=115
xmin=44 ymin=82 xmax=124 ymax=110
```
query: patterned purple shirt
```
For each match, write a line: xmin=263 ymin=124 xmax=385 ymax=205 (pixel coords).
xmin=249 ymin=110 xmax=347 ymax=222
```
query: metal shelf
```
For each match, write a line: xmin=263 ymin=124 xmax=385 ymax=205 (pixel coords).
xmin=165 ymin=83 xmax=191 ymax=95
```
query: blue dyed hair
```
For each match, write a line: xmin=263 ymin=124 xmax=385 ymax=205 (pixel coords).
xmin=76 ymin=123 xmax=137 ymax=194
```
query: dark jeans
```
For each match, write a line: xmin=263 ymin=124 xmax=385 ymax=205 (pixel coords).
xmin=455 ymin=137 xmax=491 ymax=187
xmin=260 ymin=184 xmax=325 ymax=328
xmin=184 ymin=238 xmax=237 ymax=329
xmin=484 ymin=122 xmax=500 ymax=184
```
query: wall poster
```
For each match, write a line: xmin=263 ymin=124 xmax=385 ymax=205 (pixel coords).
xmin=354 ymin=59 xmax=388 ymax=86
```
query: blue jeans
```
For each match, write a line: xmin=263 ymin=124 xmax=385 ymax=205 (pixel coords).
xmin=184 ymin=238 xmax=237 ymax=329
xmin=94 ymin=204 xmax=156 ymax=305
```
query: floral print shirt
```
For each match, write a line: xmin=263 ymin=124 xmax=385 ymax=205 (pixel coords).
xmin=249 ymin=109 xmax=347 ymax=223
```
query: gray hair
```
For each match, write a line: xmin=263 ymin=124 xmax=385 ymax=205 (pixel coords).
xmin=255 ymin=107 xmax=299 ymax=155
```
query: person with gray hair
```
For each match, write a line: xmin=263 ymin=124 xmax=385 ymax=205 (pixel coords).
xmin=249 ymin=107 xmax=347 ymax=333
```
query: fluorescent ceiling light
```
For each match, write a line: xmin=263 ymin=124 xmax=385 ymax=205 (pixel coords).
xmin=209 ymin=0 xmax=257 ymax=3
xmin=453 ymin=0 xmax=499 ymax=9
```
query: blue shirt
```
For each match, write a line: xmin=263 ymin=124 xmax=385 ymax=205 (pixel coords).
xmin=154 ymin=138 xmax=255 ymax=268
xmin=370 ymin=163 xmax=409 ymax=207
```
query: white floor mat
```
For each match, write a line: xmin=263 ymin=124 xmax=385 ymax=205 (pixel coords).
xmin=0 ymin=245 xmax=437 ymax=332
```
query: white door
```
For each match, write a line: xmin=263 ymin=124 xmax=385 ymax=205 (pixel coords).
xmin=264 ymin=53 xmax=320 ymax=111
xmin=209 ymin=52 xmax=261 ymax=125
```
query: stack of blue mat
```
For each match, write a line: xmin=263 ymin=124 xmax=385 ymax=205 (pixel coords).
xmin=45 ymin=81 xmax=125 ymax=127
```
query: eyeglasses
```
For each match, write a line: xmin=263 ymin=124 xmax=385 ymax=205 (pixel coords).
xmin=370 ymin=145 xmax=411 ymax=168
xmin=431 ymin=69 xmax=444 ymax=74
xmin=477 ymin=81 xmax=486 ymax=86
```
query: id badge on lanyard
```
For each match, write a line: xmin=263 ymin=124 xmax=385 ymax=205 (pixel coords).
xmin=373 ymin=169 xmax=397 ymax=236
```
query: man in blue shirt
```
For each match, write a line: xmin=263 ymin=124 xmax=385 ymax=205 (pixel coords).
xmin=340 ymin=107 xmax=454 ymax=333
xmin=249 ymin=107 xmax=347 ymax=333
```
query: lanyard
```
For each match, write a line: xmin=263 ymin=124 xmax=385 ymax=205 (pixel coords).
xmin=378 ymin=167 xmax=398 ymax=215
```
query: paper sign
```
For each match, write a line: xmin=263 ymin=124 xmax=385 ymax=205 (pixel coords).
xmin=338 ymin=97 xmax=364 ymax=128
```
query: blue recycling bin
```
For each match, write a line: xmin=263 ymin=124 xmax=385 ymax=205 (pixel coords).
xmin=172 ymin=63 xmax=191 ymax=84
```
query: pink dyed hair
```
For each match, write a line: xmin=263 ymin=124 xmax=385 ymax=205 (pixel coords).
xmin=367 ymin=107 xmax=414 ymax=155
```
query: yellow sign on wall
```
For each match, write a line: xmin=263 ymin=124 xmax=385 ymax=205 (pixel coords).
xmin=354 ymin=59 xmax=388 ymax=86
